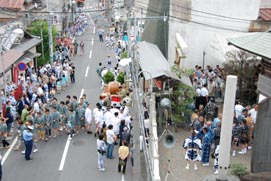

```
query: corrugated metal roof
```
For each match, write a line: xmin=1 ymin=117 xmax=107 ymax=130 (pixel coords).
xmin=0 ymin=0 xmax=24 ymax=10
xmin=227 ymin=32 xmax=271 ymax=59
xmin=259 ymin=8 xmax=271 ymax=21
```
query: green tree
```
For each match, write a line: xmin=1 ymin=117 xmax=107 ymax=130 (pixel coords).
xmin=224 ymin=50 xmax=259 ymax=105
xmin=27 ymin=20 xmax=58 ymax=66
xmin=170 ymin=66 xmax=196 ymax=124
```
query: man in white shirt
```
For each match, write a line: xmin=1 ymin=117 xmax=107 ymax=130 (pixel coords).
xmin=104 ymin=107 xmax=113 ymax=126
xmin=200 ymin=84 xmax=209 ymax=108
xmin=249 ymin=104 xmax=258 ymax=124
xmin=106 ymin=124 xmax=116 ymax=159
xmin=111 ymin=112 xmax=121 ymax=137
xmin=235 ymin=101 xmax=245 ymax=119
xmin=110 ymin=104 xmax=120 ymax=115
xmin=95 ymin=106 xmax=104 ymax=137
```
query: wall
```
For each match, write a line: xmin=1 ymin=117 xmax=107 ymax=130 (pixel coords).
xmin=168 ymin=0 xmax=261 ymax=69
xmin=261 ymin=0 xmax=271 ymax=7
xmin=140 ymin=0 xmax=169 ymax=57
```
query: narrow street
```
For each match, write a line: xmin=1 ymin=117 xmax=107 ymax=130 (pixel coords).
xmin=2 ymin=2 xmax=135 ymax=181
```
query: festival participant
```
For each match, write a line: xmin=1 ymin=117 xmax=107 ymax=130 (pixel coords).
xmin=51 ymin=106 xmax=61 ymax=138
xmin=232 ymin=119 xmax=242 ymax=157
xmin=44 ymin=108 xmax=52 ymax=142
xmin=85 ymin=103 xmax=93 ymax=134
xmin=201 ymin=127 xmax=213 ymax=166
xmin=238 ymin=119 xmax=249 ymax=155
xmin=35 ymin=111 xmax=45 ymax=141
xmin=97 ymin=134 xmax=106 ymax=171
xmin=183 ymin=129 xmax=202 ymax=170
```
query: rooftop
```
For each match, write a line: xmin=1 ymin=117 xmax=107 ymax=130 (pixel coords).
xmin=0 ymin=0 xmax=24 ymax=10
xmin=227 ymin=31 xmax=271 ymax=60
xmin=259 ymin=8 xmax=271 ymax=21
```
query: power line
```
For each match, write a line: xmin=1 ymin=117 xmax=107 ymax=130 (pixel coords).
xmin=132 ymin=5 xmax=248 ymax=32
xmin=134 ymin=0 xmax=253 ymax=22
xmin=134 ymin=2 xmax=250 ymax=24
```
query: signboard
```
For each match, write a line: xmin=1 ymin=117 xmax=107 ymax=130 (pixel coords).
xmin=17 ymin=62 xmax=27 ymax=71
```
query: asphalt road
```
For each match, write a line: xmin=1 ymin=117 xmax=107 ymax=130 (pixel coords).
xmin=2 ymin=2 xmax=135 ymax=181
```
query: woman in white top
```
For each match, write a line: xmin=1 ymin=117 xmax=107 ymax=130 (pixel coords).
xmin=85 ymin=104 xmax=93 ymax=134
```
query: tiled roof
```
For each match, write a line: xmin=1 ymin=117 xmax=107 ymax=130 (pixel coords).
xmin=13 ymin=37 xmax=42 ymax=53
xmin=0 ymin=0 xmax=24 ymax=10
xmin=259 ymin=8 xmax=271 ymax=21
xmin=227 ymin=32 xmax=271 ymax=59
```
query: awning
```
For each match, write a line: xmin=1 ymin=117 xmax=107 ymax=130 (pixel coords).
xmin=137 ymin=41 xmax=170 ymax=80
xmin=16 ymin=51 xmax=41 ymax=64
xmin=137 ymin=41 xmax=192 ymax=86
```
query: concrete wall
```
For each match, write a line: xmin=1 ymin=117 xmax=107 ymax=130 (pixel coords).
xmin=168 ymin=0 xmax=261 ymax=69
xmin=140 ymin=0 xmax=169 ymax=58
xmin=261 ymin=0 xmax=271 ymax=7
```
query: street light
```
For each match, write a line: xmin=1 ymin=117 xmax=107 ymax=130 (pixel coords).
xmin=72 ymin=0 xmax=76 ymax=23
xmin=203 ymin=51 xmax=206 ymax=69
xmin=137 ymin=70 xmax=153 ymax=136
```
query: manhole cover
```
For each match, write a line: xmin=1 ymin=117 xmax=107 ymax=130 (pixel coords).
xmin=72 ymin=140 xmax=85 ymax=146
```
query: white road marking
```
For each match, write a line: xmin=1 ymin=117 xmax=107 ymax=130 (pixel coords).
xmin=89 ymin=50 xmax=92 ymax=59
xmin=121 ymin=174 xmax=125 ymax=181
xmin=79 ymin=89 xmax=84 ymax=99
xmin=59 ymin=88 xmax=84 ymax=171
xmin=90 ymin=18 xmax=95 ymax=26
xmin=58 ymin=137 xmax=71 ymax=171
xmin=85 ymin=66 xmax=89 ymax=77
xmin=91 ymin=38 xmax=94 ymax=46
xmin=93 ymin=26 xmax=96 ymax=34
xmin=2 ymin=136 xmax=18 ymax=165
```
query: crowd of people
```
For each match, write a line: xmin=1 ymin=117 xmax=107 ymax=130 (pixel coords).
xmin=184 ymin=64 xmax=258 ymax=175
xmin=0 ymin=8 xmax=135 ymax=178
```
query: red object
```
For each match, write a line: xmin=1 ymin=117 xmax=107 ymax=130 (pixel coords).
xmin=154 ymin=79 xmax=162 ymax=90
xmin=111 ymin=95 xmax=121 ymax=102
xmin=101 ymin=93 xmax=107 ymax=100
xmin=14 ymin=83 xmax=23 ymax=100
xmin=13 ymin=67 xmax=18 ymax=84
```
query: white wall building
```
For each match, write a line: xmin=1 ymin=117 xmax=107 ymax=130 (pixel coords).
xmin=168 ymin=0 xmax=261 ymax=69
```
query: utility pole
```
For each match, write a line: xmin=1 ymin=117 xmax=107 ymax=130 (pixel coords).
xmin=40 ymin=23 xmax=45 ymax=58
xmin=47 ymin=0 xmax=54 ymax=65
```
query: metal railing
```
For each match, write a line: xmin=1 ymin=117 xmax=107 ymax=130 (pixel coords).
xmin=131 ymin=56 xmax=161 ymax=181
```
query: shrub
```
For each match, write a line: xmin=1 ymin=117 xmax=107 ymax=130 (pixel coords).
xmin=230 ymin=163 xmax=249 ymax=178
xmin=103 ymin=71 xmax=115 ymax=84
xmin=117 ymin=72 xmax=125 ymax=84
